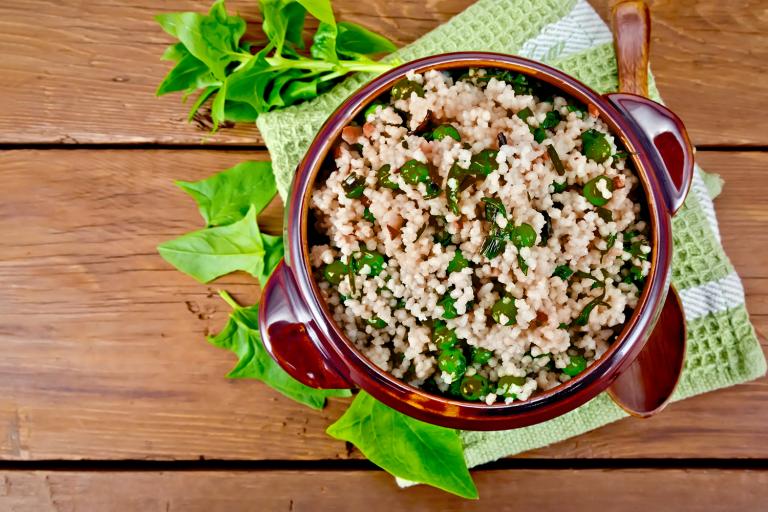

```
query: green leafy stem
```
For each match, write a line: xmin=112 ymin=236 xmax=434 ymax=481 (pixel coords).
xmin=156 ymin=0 xmax=397 ymax=130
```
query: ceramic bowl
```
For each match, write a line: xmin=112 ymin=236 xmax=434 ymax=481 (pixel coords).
xmin=259 ymin=52 xmax=693 ymax=430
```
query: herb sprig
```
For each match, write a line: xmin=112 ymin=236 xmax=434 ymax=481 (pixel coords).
xmin=156 ymin=0 xmax=396 ymax=130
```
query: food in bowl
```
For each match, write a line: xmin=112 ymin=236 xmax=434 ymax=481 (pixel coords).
xmin=308 ymin=68 xmax=652 ymax=405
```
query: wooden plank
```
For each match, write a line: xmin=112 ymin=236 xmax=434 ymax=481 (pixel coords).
xmin=1 ymin=0 xmax=767 ymax=146
xmin=1 ymin=469 xmax=767 ymax=511
xmin=0 ymin=149 xmax=765 ymax=461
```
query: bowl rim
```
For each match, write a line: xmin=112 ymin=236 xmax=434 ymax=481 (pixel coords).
xmin=285 ymin=51 xmax=673 ymax=428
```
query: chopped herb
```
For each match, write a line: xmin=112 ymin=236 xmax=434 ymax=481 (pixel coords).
xmin=363 ymin=102 xmax=384 ymax=120
xmin=481 ymin=197 xmax=507 ymax=222
xmin=605 ymin=233 xmax=618 ymax=251
xmin=438 ymin=293 xmax=459 ymax=319
xmin=468 ymin=149 xmax=499 ymax=177
xmin=596 ymin=207 xmax=613 ymax=222
xmin=574 ymin=293 xmax=606 ymax=326
xmin=533 ymin=127 xmax=547 ymax=143
xmin=447 ymin=249 xmax=469 ymax=273
xmin=471 ymin=347 xmax=493 ymax=366
xmin=552 ymin=180 xmax=567 ymax=193
xmin=546 ymin=144 xmax=565 ymax=176
xmin=517 ymin=254 xmax=529 ymax=275
xmin=342 ymin=173 xmax=365 ymax=198
xmin=363 ymin=207 xmax=375 ymax=223
xmin=376 ymin=164 xmax=399 ymax=190
xmin=516 ymin=107 xmax=533 ymax=122
xmin=552 ymin=265 xmax=574 ymax=280
xmin=566 ymin=104 xmax=586 ymax=116
xmin=366 ymin=316 xmax=387 ymax=329
xmin=540 ymin=110 xmax=561 ymax=129
xmin=481 ymin=232 xmax=506 ymax=259
xmin=563 ymin=354 xmax=587 ymax=376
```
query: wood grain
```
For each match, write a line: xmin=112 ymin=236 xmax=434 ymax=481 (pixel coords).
xmin=1 ymin=0 xmax=767 ymax=146
xmin=1 ymin=469 xmax=768 ymax=511
xmin=0 ymin=148 xmax=765 ymax=461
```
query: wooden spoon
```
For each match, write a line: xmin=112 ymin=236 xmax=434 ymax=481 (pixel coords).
xmin=607 ymin=0 xmax=687 ymax=417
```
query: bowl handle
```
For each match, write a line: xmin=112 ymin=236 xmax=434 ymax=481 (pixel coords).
xmin=605 ymin=93 xmax=694 ymax=215
xmin=258 ymin=260 xmax=354 ymax=390
xmin=607 ymin=285 xmax=687 ymax=417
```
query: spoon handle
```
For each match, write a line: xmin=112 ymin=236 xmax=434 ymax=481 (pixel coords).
xmin=612 ymin=0 xmax=651 ymax=97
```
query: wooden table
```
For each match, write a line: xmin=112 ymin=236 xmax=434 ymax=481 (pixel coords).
xmin=1 ymin=0 xmax=766 ymax=509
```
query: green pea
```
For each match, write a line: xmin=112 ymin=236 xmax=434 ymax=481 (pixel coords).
xmin=581 ymin=129 xmax=611 ymax=163
xmin=582 ymin=175 xmax=615 ymax=207
xmin=438 ymin=293 xmax=459 ymax=319
xmin=323 ymin=260 xmax=347 ymax=285
xmin=431 ymin=124 xmax=461 ymax=142
xmin=352 ymin=250 xmax=386 ymax=276
xmin=497 ymin=375 xmax=526 ymax=397
xmin=468 ymin=149 xmax=499 ymax=177
xmin=563 ymin=354 xmax=587 ymax=377
xmin=532 ymin=127 xmax=547 ymax=143
xmin=509 ymin=223 xmax=536 ymax=248
xmin=342 ymin=173 xmax=365 ymax=199
xmin=447 ymin=249 xmax=469 ymax=273
xmin=363 ymin=102 xmax=384 ymax=120
xmin=491 ymin=294 xmax=517 ymax=325
xmin=400 ymin=159 xmax=430 ymax=185
xmin=437 ymin=348 xmax=466 ymax=381
xmin=362 ymin=208 xmax=375 ymax=223
xmin=432 ymin=321 xmax=458 ymax=350
xmin=376 ymin=164 xmax=399 ymax=190
xmin=471 ymin=347 xmax=493 ymax=365
xmin=459 ymin=374 xmax=489 ymax=401
xmin=366 ymin=316 xmax=387 ymax=329
xmin=390 ymin=79 xmax=425 ymax=100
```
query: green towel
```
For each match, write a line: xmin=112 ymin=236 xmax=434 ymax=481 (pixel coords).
xmin=257 ymin=0 xmax=766 ymax=469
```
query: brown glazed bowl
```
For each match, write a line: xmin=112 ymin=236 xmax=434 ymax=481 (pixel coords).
xmin=259 ymin=52 xmax=693 ymax=430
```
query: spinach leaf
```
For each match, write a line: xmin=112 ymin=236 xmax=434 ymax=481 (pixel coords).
xmin=326 ymin=392 xmax=478 ymax=499
xmin=296 ymin=0 xmax=335 ymax=24
xmin=210 ymin=291 xmax=351 ymax=409
xmin=176 ymin=161 xmax=277 ymax=226
xmin=156 ymin=44 xmax=218 ymax=96
xmin=259 ymin=233 xmax=285 ymax=287
xmin=335 ymin=21 xmax=398 ymax=56
xmin=156 ymin=0 xmax=246 ymax=81
xmin=310 ymin=21 xmax=339 ymax=61
xmin=158 ymin=205 xmax=266 ymax=283
xmin=156 ymin=0 xmax=396 ymax=127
